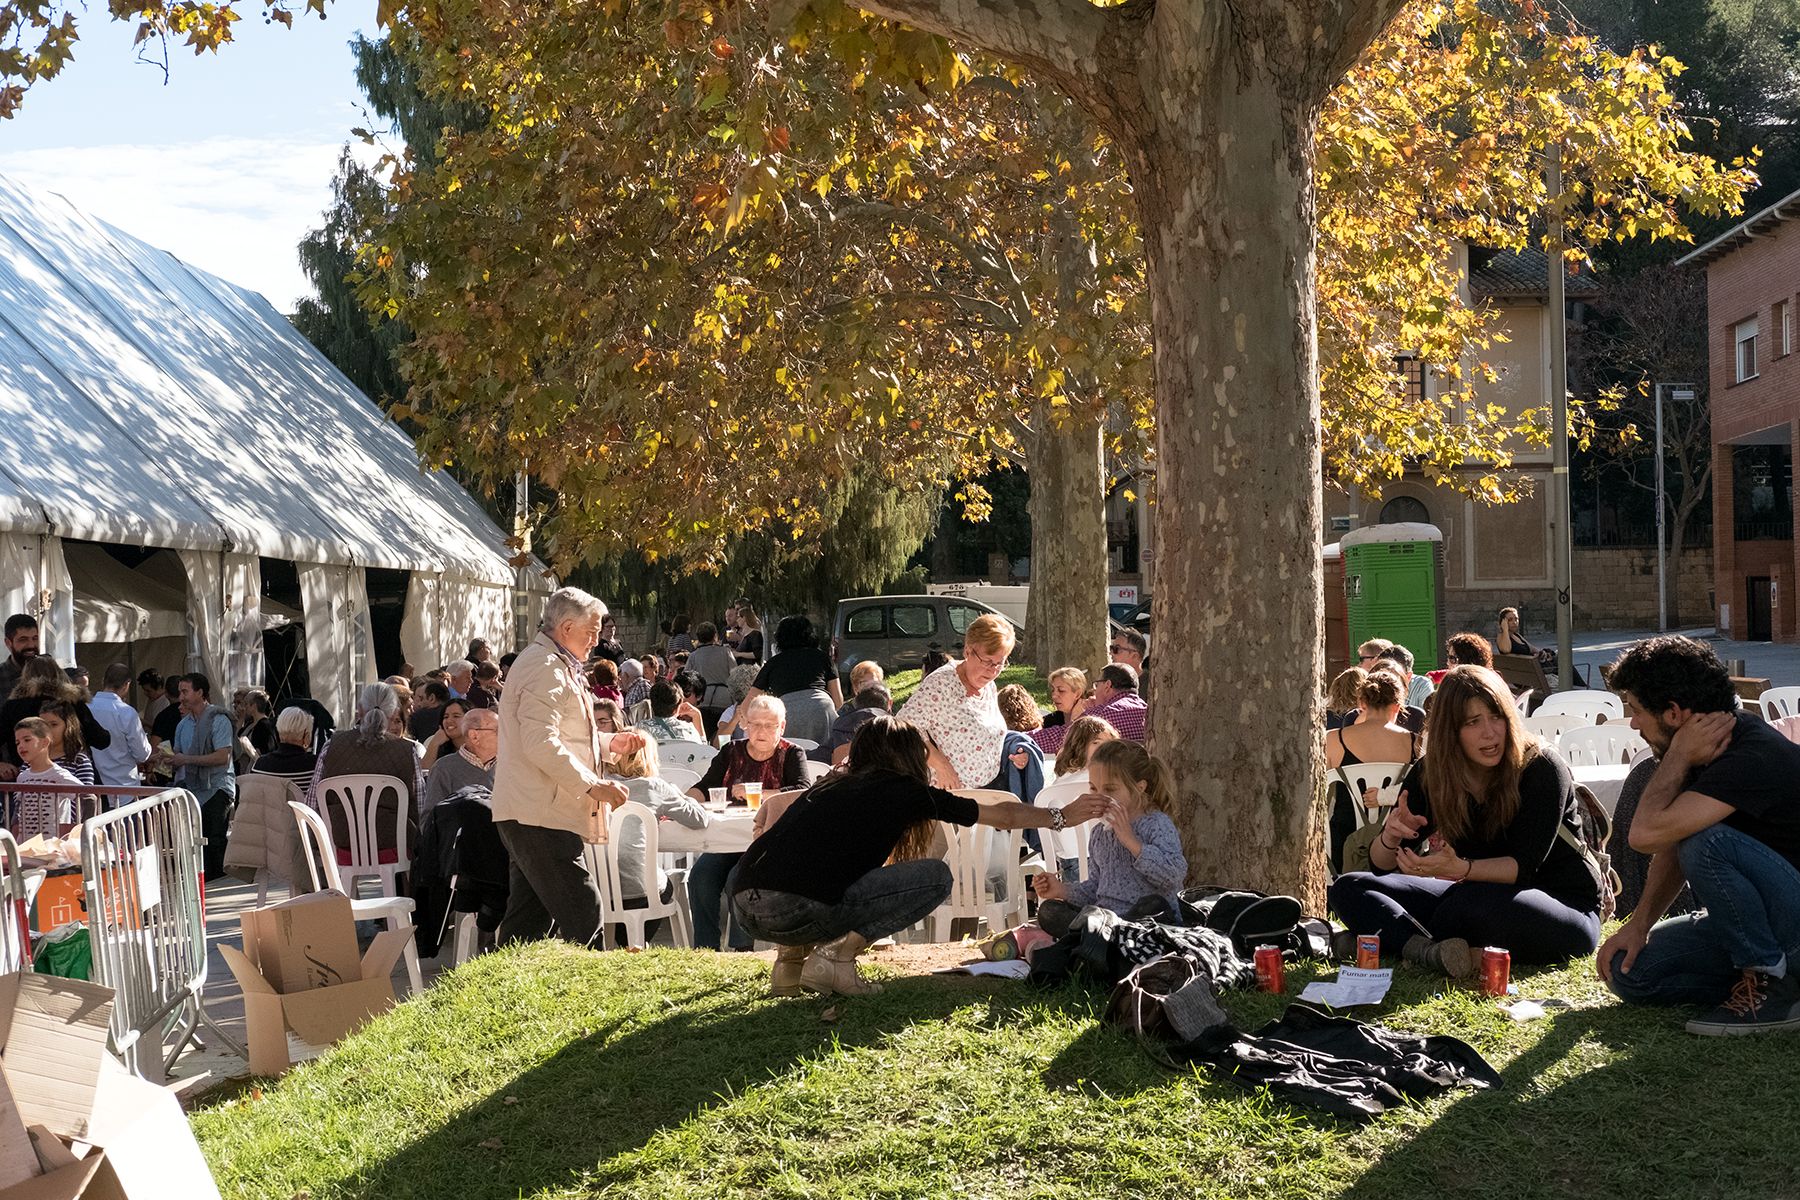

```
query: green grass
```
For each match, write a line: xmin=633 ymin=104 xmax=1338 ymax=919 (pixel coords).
xmin=193 ymin=943 xmax=1800 ymax=1199
xmin=886 ymin=664 xmax=1050 ymax=707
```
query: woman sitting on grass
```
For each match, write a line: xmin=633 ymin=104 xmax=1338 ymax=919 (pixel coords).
xmin=1327 ymin=665 xmax=1603 ymax=978
xmin=730 ymin=716 xmax=1105 ymax=997
xmin=1030 ymin=740 xmax=1188 ymax=935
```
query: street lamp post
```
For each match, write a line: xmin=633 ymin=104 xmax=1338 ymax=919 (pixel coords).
xmin=1654 ymin=383 xmax=1697 ymax=632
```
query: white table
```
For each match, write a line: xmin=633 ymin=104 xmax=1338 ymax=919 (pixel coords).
xmin=659 ymin=810 xmax=757 ymax=855
xmin=1572 ymin=763 xmax=1632 ymax=817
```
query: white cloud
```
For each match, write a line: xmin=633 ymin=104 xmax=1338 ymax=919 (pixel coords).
xmin=0 ymin=135 xmax=373 ymax=312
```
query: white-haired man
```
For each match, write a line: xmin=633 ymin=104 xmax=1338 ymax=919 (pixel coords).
xmin=492 ymin=587 xmax=641 ymax=946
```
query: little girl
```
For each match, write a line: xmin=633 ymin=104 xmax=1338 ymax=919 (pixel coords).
xmin=1031 ymin=740 xmax=1188 ymax=935
xmin=37 ymin=701 xmax=96 ymax=787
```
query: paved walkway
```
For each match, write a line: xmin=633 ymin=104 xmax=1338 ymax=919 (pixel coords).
xmin=1571 ymin=627 xmax=1800 ymax=683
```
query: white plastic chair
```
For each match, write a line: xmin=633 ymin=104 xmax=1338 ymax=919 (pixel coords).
xmin=656 ymin=741 xmax=719 ymax=771
xmin=1331 ymin=761 xmax=1412 ymax=828
xmin=1521 ymin=713 xmax=1591 ymax=743
xmin=1534 ymin=690 xmax=1623 ymax=723
xmin=586 ymin=801 xmax=692 ymax=950
xmin=799 ymin=758 xmax=832 ymax=783
xmin=661 ymin=766 xmax=703 ymax=795
xmin=1558 ymin=724 xmax=1647 ymax=768
xmin=314 ymin=773 xmax=414 ymax=902
xmin=1760 ymin=686 xmax=1800 ymax=722
xmin=1033 ymin=778 xmax=1094 ymax=880
xmin=918 ymin=790 xmax=1030 ymax=942
xmin=784 ymin=737 xmax=820 ymax=752
xmin=1772 ymin=714 xmax=1800 ymax=745
xmin=288 ymin=801 xmax=425 ymax=995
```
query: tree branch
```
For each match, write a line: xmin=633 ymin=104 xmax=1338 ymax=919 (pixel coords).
xmin=849 ymin=0 xmax=1116 ymax=102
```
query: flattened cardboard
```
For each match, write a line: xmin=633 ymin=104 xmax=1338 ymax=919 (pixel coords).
xmin=0 ymin=1072 xmax=38 ymax=1190
xmin=0 ymin=1151 xmax=124 ymax=1200
xmin=83 ymin=1059 xmax=220 ymax=1200
xmin=0 ymin=976 xmax=114 ymax=1140
xmin=25 ymin=1129 xmax=76 ymax=1173
xmin=240 ymin=891 xmax=360 ymax=994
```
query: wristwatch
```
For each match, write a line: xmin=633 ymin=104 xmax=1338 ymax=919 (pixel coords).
xmin=1049 ymin=807 xmax=1066 ymax=831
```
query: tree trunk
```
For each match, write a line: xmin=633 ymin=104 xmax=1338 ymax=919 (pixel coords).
xmin=1125 ymin=18 xmax=1328 ymax=908
xmin=1024 ymin=411 xmax=1110 ymax=676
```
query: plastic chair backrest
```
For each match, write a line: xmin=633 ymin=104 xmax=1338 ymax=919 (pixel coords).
xmin=800 ymin=759 xmax=832 ymax=783
xmin=656 ymin=741 xmax=718 ymax=770
xmin=661 ymin=766 xmax=702 ymax=794
xmin=1760 ymin=686 xmax=1800 ymax=722
xmin=1558 ymin=724 xmax=1646 ymax=768
xmin=1534 ymin=690 xmax=1623 ymax=722
xmin=315 ymin=773 xmax=410 ymax=894
xmin=1772 ymin=714 xmax=1800 ymax=744
xmin=785 ymin=737 xmax=820 ymax=752
xmin=953 ymin=787 xmax=1028 ymax=909
xmin=1332 ymin=761 xmax=1411 ymax=811
xmin=1033 ymin=778 xmax=1092 ymax=874
xmin=288 ymin=800 xmax=346 ymax=893
xmin=1521 ymin=713 xmax=1589 ymax=742
xmin=591 ymin=800 xmax=691 ymax=949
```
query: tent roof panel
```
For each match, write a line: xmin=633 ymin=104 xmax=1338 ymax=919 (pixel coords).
xmin=0 ymin=175 xmax=520 ymax=586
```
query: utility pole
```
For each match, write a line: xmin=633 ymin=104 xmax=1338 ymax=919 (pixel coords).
xmin=513 ymin=466 xmax=531 ymax=651
xmin=1654 ymin=383 xmax=1698 ymax=632
xmin=1547 ymin=145 xmax=1574 ymax=689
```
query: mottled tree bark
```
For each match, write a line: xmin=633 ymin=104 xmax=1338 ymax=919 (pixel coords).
xmin=1024 ymin=410 xmax=1109 ymax=676
xmin=852 ymin=0 xmax=1408 ymax=908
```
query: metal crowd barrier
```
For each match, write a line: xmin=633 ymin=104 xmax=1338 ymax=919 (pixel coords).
xmin=79 ymin=787 xmax=243 ymax=1082
xmin=0 ymin=831 xmax=28 ymax=974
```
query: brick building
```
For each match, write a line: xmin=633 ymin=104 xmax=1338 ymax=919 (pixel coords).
xmin=1680 ymin=185 xmax=1800 ymax=641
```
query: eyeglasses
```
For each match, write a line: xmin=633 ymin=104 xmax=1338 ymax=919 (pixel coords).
xmin=967 ymin=648 xmax=1009 ymax=671
xmin=1109 ymin=644 xmax=1130 ymax=654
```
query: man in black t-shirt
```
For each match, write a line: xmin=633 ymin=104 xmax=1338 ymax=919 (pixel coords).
xmin=1603 ymin=636 xmax=1800 ymax=1035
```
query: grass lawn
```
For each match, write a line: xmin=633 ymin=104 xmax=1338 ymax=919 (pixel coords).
xmin=886 ymin=664 xmax=1050 ymax=707
xmin=193 ymin=942 xmax=1800 ymax=1199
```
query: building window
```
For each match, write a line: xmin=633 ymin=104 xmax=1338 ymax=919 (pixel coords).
xmin=1736 ymin=317 xmax=1759 ymax=382
xmin=1732 ymin=444 xmax=1792 ymax=541
xmin=1779 ymin=301 xmax=1792 ymax=358
xmin=1379 ymin=495 xmax=1430 ymax=526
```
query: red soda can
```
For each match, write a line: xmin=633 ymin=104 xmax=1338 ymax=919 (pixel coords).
xmin=1482 ymin=946 xmax=1511 ymax=996
xmin=1356 ymin=934 xmax=1381 ymax=969
xmin=1254 ymin=945 xmax=1285 ymax=994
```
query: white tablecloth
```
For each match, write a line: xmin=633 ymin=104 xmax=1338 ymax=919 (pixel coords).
xmin=1572 ymin=764 xmax=1632 ymax=817
xmin=658 ymin=810 xmax=757 ymax=855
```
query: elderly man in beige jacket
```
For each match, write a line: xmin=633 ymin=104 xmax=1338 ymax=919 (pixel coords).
xmin=492 ymin=586 xmax=639 ymax=946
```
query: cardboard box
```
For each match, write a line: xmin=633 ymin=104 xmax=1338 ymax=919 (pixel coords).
xmin=239 ymin=891 xmax=362 ymax=994
xmin=221 ymin=925 xmax=411 ymax=1078
xmin=0 ymin=976 xmax=113 ymax=1142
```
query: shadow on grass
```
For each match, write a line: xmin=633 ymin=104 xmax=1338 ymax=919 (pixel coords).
xmin=1339 ymin=998 xmax=1800 ymax=1199
xmin=347 ymin=967 xmax=1086 ymax=1200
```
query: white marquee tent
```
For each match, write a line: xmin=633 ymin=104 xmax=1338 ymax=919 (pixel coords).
xmin=0 ymin=174 xmax=549 ymax=721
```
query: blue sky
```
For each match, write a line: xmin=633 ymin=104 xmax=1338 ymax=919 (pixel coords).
xmin=0 ymin=5 xmax=379 ymax=308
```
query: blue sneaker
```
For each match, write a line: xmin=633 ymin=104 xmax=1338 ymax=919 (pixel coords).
xmin=1686 ymin=970 xmax=1800 ymax=1037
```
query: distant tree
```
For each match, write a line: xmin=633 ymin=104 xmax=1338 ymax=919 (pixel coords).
xmin=1573 ymin=263 xmax=1712 ymax=626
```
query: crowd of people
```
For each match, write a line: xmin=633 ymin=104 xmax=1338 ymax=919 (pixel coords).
xmin=6 ymin=588 xmax=1794 ymax=1040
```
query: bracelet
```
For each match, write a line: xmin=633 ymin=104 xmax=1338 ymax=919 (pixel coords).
xmin=1455 ymin=857 xmax=1474 ymax=881
xmin=1378 ymin=833 xmax=1402 ymax=853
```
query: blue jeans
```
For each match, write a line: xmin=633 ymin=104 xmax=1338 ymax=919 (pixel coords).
xmin=689 ymin=853 xmax=751 ymax=950
xmin=731 ymin=859 xmax=953 ymax=945
xmin=1609 ymin=823 xmax=1800 ymax=1005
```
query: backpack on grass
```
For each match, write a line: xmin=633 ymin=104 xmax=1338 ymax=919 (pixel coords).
xmin=1560 ymin=783 xmax=1623 ymax=922
xmin=1177 ymin=887 xmax=1333 ymax=960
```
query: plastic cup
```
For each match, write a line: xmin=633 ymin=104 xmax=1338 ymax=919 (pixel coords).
xmin=707 ymin=788 xmax=728 ymax=812
xmin=743 ymin=781 xmax=763 ymax=810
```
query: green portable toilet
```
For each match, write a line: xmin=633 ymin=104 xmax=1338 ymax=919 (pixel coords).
xmin=1341 ymin=522 xmax=1447 ymax=672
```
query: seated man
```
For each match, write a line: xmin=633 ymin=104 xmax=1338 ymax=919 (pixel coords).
xmin=1602 ymin=636 xmax=1800 ymax=1035
xmin=639 ymin=680 xmax=705 ymax=744
xmin=1031 ymin=663 xmax=1147 ymax=755
xmin=423 ymin=707 xmax=497 ymax=815
xmin=821 ymin=683 xmax=892 ymax=765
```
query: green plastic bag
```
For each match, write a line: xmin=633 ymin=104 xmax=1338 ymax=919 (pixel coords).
xmin=33 ymin=923 xmax=92 ymax=981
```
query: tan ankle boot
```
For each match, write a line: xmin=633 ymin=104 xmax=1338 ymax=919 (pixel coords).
xmin=770 ymin=944 xmax=813 ymax=997
xmin=1402 ymin=934 xmax=1477 ymax=979
xmin=800 ymin=933 xmax=883 ymax=996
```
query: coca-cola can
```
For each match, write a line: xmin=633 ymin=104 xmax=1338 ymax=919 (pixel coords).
xmin=1254 ymin=945 xmax=1285 ymax=994
xmin=1356 ymin=934 xmax=1381 ymax=969
xmin=1482 ymin=946 xmax=1511 ymax=996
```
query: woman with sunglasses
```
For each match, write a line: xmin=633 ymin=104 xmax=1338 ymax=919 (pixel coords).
xmin=896 ymin=613 xmax=1014 ymax=789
